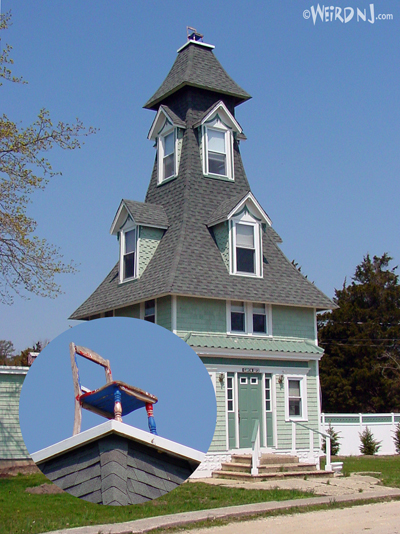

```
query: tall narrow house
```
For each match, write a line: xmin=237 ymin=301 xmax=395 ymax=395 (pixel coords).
xmin=71 ymin=32 xmax=334 ymax=475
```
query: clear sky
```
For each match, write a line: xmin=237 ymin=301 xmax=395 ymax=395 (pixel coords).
xmin=19 ymin=317 xmax=217 ymax=454
xmin=1 ymin=1 xmax=400 ymax=352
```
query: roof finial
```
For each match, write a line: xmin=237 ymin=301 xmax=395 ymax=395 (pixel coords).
xmin=187 ymin=26 xmax=204 ymax=42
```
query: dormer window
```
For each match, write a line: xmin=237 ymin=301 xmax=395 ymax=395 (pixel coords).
xmin=203 ymin=122 xmax=233 ymax=180
xmin=207 ymin=128 xmax=227 ymax=176
xmin=120 ymin=224 xmax=137 ymax=282
xmin=161 ymin=130 xmax=175 ymax=181
xmin=235 ymin=223 xmax=255 ymax=273
xmin=231 ymin=217 xmax=261 ymax=277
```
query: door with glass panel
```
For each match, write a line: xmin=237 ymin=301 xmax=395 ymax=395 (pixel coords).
xmin=238 ymin=373 xmax=262 ymax=448
xmin=264 ymin=374 xmax=273 ymax=447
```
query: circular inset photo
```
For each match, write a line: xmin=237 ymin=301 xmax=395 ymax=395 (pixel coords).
xmin=19 ymin=318 xmax=216 ymax=505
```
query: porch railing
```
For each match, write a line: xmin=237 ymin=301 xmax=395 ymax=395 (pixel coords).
xmin=289 ymin=419 xmax=331 ymax=471
xmin=251 ymin=419 xmax=261 ymax=475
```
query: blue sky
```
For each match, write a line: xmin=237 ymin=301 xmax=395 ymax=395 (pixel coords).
xmin=19 ymin=318 xmax=217 ymax=453
xmin=2 ymin=1 xmax=400 ymax=352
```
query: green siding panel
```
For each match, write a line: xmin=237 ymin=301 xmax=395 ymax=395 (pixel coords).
xmin=115 ymin=304 xmax=140 ymax=318
xmin=138 ymin=227 xmax=164 ymax=276
xmin=0 ymin=371 xmax=29 ymax=459
xmin=157 ymin=296 xmax=171 ymax=330
xmin=212 ymin=222 xmax=229 ymax=271
xmin=208 ymin=379 xmax=227 ymax=452
xmin=177 ymin=297 xmax=226 ymax=334
xmin=272 ymin=306 xmax=315 ymax=341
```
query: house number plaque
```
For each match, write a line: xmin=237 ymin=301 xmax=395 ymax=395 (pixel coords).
xmin=242 ymin=367 xmax=260 ymax=373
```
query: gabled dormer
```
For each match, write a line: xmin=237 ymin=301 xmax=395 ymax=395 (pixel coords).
xmin=193 ymin=101 xmax=244 ymax=181
xmin=110 ymin=199 xmax=169 ymax=283
xmin=148 ymin=106 xmax=186 ymax=185
xmin=208 ymin=192 xmax=272 ymax=278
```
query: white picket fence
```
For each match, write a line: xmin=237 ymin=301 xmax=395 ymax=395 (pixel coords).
xmin=321 ymin=413 xmax=400 ymax=456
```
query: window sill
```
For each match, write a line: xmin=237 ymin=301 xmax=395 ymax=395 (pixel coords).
xmin=118 ymin=276 xmax=138 ymax=285
xmin=230 ymin=271 xmax=262 ymax=278
xmin=157 ymin=174 xmax=177 ymax=187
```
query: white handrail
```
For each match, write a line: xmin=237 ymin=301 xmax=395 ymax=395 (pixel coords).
xmin=251 ymin=420 xmax=261 ymax=476
xmin=289 ymin=419 xmax=332 ymax=471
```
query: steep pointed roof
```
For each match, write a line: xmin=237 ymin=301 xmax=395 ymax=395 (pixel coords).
xmin=144 ymin=40 xmax=251 ymax=110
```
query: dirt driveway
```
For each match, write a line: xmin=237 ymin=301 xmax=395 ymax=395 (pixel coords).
xmin=179 ymin=500 xmax=400 ymax=534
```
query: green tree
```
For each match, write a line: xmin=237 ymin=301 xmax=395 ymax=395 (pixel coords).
xmin=319 ymin=253 xmax=400 ymax=413
xmin=0 ymin=12 xmax=96 ymax=304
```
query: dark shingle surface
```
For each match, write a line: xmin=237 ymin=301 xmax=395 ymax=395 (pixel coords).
xmin=123 ymin=200 xmax=169 ymax=228
xmin=159 ymin=105 xmax=186 ymax=128
xmin=144 ymin=41 xmax=251 ymax=110
xmin=70 ymin=46 xmax=334 ymax=321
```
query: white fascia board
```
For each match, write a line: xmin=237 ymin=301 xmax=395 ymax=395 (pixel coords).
xmin=148 ymin=107 xmax=183 ymax=141
xmin=110 ymin=200 xmax=133 ymax=235
xmin=198 ymin=101 xmax=242 ymax=133
xmin=194 ymin=347 xmax=323 ymax=361
xmin=228 ymin=192 xmax=272 ymax=226
xmin=32 ymin=420 xmax=205 ymax=465
xmin=0 ymin=366 xmax=29 ymax=375
xmin=204 ymin=362 xmax=310 ymax=375
xmin=177 ymin=40 xmax=215 ymax=53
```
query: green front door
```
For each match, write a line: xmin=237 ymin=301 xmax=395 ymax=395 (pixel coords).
xmin=238 ymin=373 xmax=262 ymax=448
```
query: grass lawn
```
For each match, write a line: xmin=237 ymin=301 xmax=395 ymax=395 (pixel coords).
xmin=0 ymin=473 xmax=310 ymax=534
xmin=331 ymin=455 xmax=400 ymax=488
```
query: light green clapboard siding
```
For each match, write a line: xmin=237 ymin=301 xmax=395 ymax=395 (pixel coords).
xmin=115 ymin=303 xmax=140 ymax=318
xmin=208 ymin=378 xmax=227 ymax=452
xmin=0 ymin=371 xmax=29 ymax=459
xmin=157 ymin=296 xmax=171 ymax=330
xmin=212 ymin=222 xmax=229 ymax=271
xmin=177 ymin=297 xmax=226 ymax=334
xmin=276 ymin=360 xmax=319 ymax=450
xmin=138 ymin=226 xmax=164 ymax=276
xmin=272 ymin=306 xmax=315 ymax=340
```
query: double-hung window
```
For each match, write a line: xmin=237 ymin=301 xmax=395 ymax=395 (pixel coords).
xmin=230 ymin=301 xmax=245 ymax=332
xmin=228 ymin=301 xmax=269 ymax=335
xmin=235 ymin=223 xmax=255 ymax=274
xmin=285 ymin=375 xmax=308 ymax=421
xmin=162 ymin=131 xmax=175 ymax=180
xmin=207 ymin=128 xmax=226 ymax=176
xmin=121 ymin=227 xmax=137 ymax=281
xmin=144 ymin=299 xmax=156 ymax=323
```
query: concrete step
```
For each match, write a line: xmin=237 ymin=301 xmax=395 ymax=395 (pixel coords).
xmin=220 ymin=462 xmax=251 ymax=473
xmin=230 ymin=454 xmax=252 ymax=465
xmin=258 ymin=462 xmax=317 ymax=473
xmin=259 ymin=454 xmax=299 ymax=465
xmin=212 ymin=469 xmax=333 ymax=481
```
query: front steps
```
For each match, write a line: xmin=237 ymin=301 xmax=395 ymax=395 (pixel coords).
xmin=212 ymin=453 xmax=333 ymax=481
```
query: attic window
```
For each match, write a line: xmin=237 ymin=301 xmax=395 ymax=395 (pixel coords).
xmin=158 ymin=126 xmax=177 ymax=184
xmin=202 ymin=120 xmax=234 ymax=180
xmin=231 ymin=215 xmax=262 ymax=278
xmin=119 ymin=224 xmax=138 ymax=282
xmin=207 ymin=129 xmax=226 ymax=176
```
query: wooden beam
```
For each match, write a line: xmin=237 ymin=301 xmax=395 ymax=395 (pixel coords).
xmin=70 ymin=342 xmax=82 ymax=436
xmin=74 ymin=344 xmax=113 ymax=383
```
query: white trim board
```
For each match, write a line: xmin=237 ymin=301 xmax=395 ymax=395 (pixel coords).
xmin=31 ymin=420 xmax=205 ymax=465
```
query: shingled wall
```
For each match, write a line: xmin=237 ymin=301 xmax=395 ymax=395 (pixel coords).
xmin=39 ymin=434 xmax=194 ymax=505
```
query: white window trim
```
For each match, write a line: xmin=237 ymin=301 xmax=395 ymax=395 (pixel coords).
xmin=140 ymin=299 xmax=157 ymax=323
xmin=227 ymin=301 xmax=272 ymax=337
xmin=284 ymin=374 xmax=308 ymax=422
xmin=119 ymin=221 xmax=138 ymax=283
xmin=229 ymin=213 xmax=262 ymax=278
xmin=202 ymin=119 xmax=234 ymax=180
xmin=157 ymin=124 xmax=177 ymax=185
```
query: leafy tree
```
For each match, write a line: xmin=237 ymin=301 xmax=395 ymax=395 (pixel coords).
xmin=0 ymin=12 xmax=96 ymax=304
xmin=319 ymin=253 xmax=400 ymax=413
xmin=393 ymin=422 xmax=400 ymax=454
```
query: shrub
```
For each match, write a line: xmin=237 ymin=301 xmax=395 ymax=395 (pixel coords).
xmin=322 ymin=424 xmax=341 ymax=456
xmin=393 ymin=422 xmax=400 ymax=454
xmin=359 ymin=427 xmax=382 ymax=455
